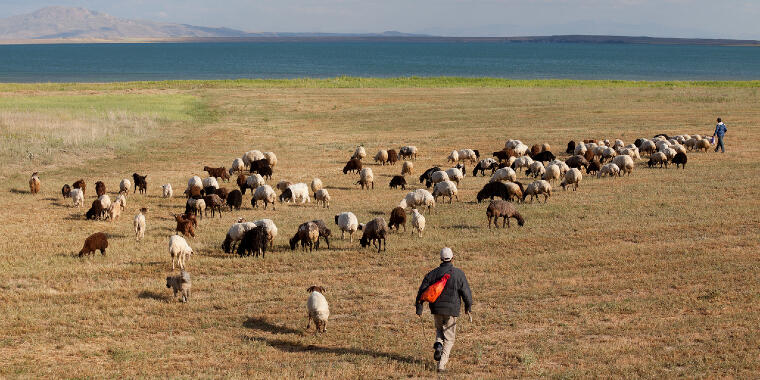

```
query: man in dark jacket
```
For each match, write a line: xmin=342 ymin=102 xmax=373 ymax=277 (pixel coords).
xmin=713 ymin=117 xmax=727 ymax=153
xmin=415 ymin=247 xmax=473 ymax=372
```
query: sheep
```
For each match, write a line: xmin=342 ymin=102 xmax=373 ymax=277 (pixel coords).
xmin=93 ymin=181 xmax=107 ymax=197
xmin=597 ymin=163 xmax=620 ymax=178
xmin=166 ymin=271 xmax=191 ymax=303
xmin=263 ymin=151 xmax=278 ymax=167
xmin=253 ymin=219 xmax=278 ymax=249
xmin=306 ymin=285 xmax=330 ymax=333
xmin=458 ymin=149 xmax=478 ymax=163
xmin=237 ymin=225 xmax=268 ymax=257
xmin=543 ymin=164 xmax=562 ymax=183
xmin=78 ymin=232 xmax=108 ymax=257
xmin=492 ymin=150 xmax=510 ymax=162
xmin=530 ymin=144 xmax=542 ymax=156
xmin=132 ymin=173 xmax=147 ymax=194
xmin=612 ymin=155 xmax=635 ymax=176
xmin=477 ymin=181 xmax=511 ymax=203
xmin=352 ymin=146 xmax=367 ymax=160
xmin=276 ymin=180 xmax=292 ymax=193
xmin=619 ymin=147 xmax=641 ymax=161
xmin=280 ymin=183 xmax=310 ymax=204
xmin=252 ymin=185 xmax=277 ymax=210
xmin=242 ymin=173 xmax=266 ymax=194
xmin=432 ymin=180 xmax=458 ymax=203
xmin=108 ymin=199 xmax=122 ymax=222
xmin=98 ymin=194 xmax=112 ymax=211
xmin=445 ymin=166 xmax=465 ymax=185
xmin=61 ymin=184 xmax=71 ymax=199
xmin=511 ymin=156 xmax=534 ymax=172
xmin=600 ymin=147 xmax=617 ymax=163
xmin=487 ymin=200 xmax=525 ymax=229
xmin=202 ymin=177 xmax=220 ymax=192
xmin=388 ymin=206 xmax=407 ymax=232
xmin=174 ymin=214 xmax=196 ymax=238
xmin=672 ymin=144 xmax=687 ymax=155
xmin=565 ymin=141 xmax=576 ymax=154
xmin=133 ymin=208 xmax=147 ymax=241
xmin=29 ymin=172 xmax=40 ymax=194
xmin=560 ymin=168 xmax=583 ymax=191
xmin=357 ymin=168 xmax=374 ymax=190
xmin=185 ymin=198 xmax=206 ymax=219
xmin=160 ymin=183 xmax=173 ymax=198
xmin=613 ymin=139 xmax=625 ymax=149
xmin=662 ymin=148 xmax=677 ymax=161
xmin=115 ymin=193 xmax=126 ymax=211
xmin=389 ymin=175 xmax=407 ymax=189
xmin=229 ymin=158 xmax=246 ymax=174
xmin=401 ymin=161 xmax=414 ymax=176
xmin=531 ymin=150 xmax=556 ymax=164
xmin=398 ymin=189 xmax=435 ymax=214
xmin=309 ymin=219 xmax=332 ymax=249
xmin=505 ymin=139 xmax=523 ymax=150
xmin=242 ymin=150 xmax=265 ymax=168
xmin=73 ymin=179 xmax=86 ymax=197
xmin=187 ymin=176 xmax=203 ymax=193
xmin=86 ymin=200 xmax=105 ymax=220
xmin=204 ymin=166 xmax=230 ymax=182
xmin=343 ymin=158 xmax=363 ymax=174
xmin=119 ymin=179 xmax=131 ymax=194
xmin=510 ymin=143 xmax=529 ymax=157
xmin=203 ymin=194 xmax=224 ymax=218
xmin=359 ymin=217 xmax=388 ymax=252
xmin=673 ymin=152 xmax=688 ymax=169
xmin=226 ymin=189 xmax=242 ymax=210
xmin=249 ymin=159 xmax=272 ymax=177
xmin=490 ymin=167 xmax=516 ymax=183
xmin=70 ymin=188 xmax=84 ymax=208
xmin=290 ymin=222 xmax=319 ymax=252
xmin=399 ymin=146 xmax=418 ymax=160
xmin=315 ymin=189 xmax=331 ymax=208
xmin=169 ymin=235 xmax=193 ymax=270
xmin=222 ymin=222 xmax=256 ymax=253
xmin=374 ymin=149 xmax=389 ymax=165
xmin=574 ymin=142 xmax=587 ymax=156
xmin=429 ymin=170 xmax=449 ymax=187
xmin=526 ymin=161 xmax=546 ymax=178
xmin=639 ymin=140 xmax=657 ymax=155
xmin=523 ymin=180 xmax=552 ymax=203
xmin=334 ymin=212 xmax=359 ymax=242
xmin=447 ymin=150 xmax=459 ymax=163
xmin=473 ymin=158 xmax=498 ymax=177
xmin=586 ymin=160 xmax=601 ymax=176
xmin=548 ymin=160 xmax=570 ymax=175
xmin=407 ymin=208 xmax=426 ymax=238
xmin=565 ymin=155 xmax=589 ymax=170
xmin=387 ymin=149 xmax=399 ymax=165
xmin=648 ymin=152 xmax=669 ymax=168
xmin=684 ymin=138 xmax=698 ymax=151
xmin=696 ymin=139 xmax=711 ymax=152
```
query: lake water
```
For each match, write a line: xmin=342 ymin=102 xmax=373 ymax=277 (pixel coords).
xmin=1 ymin=41 xmax=759 ymax=82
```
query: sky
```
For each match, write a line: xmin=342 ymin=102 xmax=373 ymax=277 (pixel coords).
xmin=1 ymin=0 xmax=759 ymax=39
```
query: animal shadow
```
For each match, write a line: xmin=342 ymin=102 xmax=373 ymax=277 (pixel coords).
xmin=368 ymin=210 xmax=385 ymax=216
xmin=9 ymin=188 xmax=29 ymax=194
xmin=327 ymin=186 xmax=353 ymax=191
xmin=64 ymin=213 xmax=83 ymax=220
xmin=138 ymin=290 xmax=168 ymax=302
xmin=259 ymin=337 xmax=421 ymax=365
xmin=243 ymin=317 xmax=303 ymax=335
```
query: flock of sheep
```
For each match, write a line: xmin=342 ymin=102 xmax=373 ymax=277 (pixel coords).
xmin=27 ymin=131 xmax=712 ymax=331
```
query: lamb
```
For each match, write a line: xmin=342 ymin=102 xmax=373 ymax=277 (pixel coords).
xmin=388 ymin=206 xmax=407 ymax=232
xmin=229 ymin=158 xmax=246 ymax=174
xmin=511 ymin=156 xmax=534 ymax=172
xmin=398 ymin=189 xmax=435 ymax=214
xmin=226 ymin=189 xmax=242 ymax=210
xmin=29 ymin=172 xmax=40 ymax=194
xmin=612 ymin=155 xmax=634 ymax=176
xmin=335 ymin=212 xmax=359 ymax=243
xmin=565 ymin=155 xmax=590 ymax=170
xmin=526 ymin=161 xmax=545 ymax=178
xmin=185 ymin=198 xmax=206 ymax=219
xmin=672 ymin=152 xmax=688 ymax=169
xmin=543 ymin=164 xmax=562 ymax=183
xmin=306 ymin=286 xmax=330 ymax=333
xmin=445 ymin=166 xmax=465 ymax=185
xmin=252 ymin=185 xmax=277 ymax=210
xmin=490 ymin=167 xmax=516 ymax=183
xmin=447 ymin=150 xmax=459 ymax=163
xmin=387 ymin=149 xmax=399 ymax=165
xmin=253 ymin=219 xmax=278 ymax=249
xmin=401 ymin=161 xmax=414 ymax=176
xmin=560 ymin=168 xmax=583 ymax=191
xmin=458 ymin=149 xmax=478 ymax=163
xmin=410 ymin=209 xmax=426 ymax=237
xmin=343 ymin=158 xmax=363 ymax=174
xmin=352 ymin=146 xmax=367 ymax=160
xmin=204 ymin=166 xmax=230 ymax=182
xmin=389 ymin=175 xmax=407 ymax=189
xmin=523 ymin=180 xmax=552 ymax=203
xmin=486 ymin=200 xmax=525 ymax=229
xmin=169 ymin=235 xmax=193 ymax=270
xmin=289 ymin=222 xmax=319 ymax=252
xmin=359 ymin=217 xmax=388 ymax=252
xmin=432 ymin=180 xmax=458 ymax=203
xmin=132 ymin=173 xmax=147 ymax=194
xmin=279 ymin=183 xmax=310 ymax=204
xmin=315 ymin=189 xmax=331 ymax=208
xmin=174 ymin=214 xmax=196 ymax=238
xmin=263 ymin=151 xmax=278 ymax=167
xmin=242 ymin=150 xmax=265 ymax=168
xmin=86 ymin=200 xmax=105 ymax=220
xmin=166 ymin=271 xmax=191 ymax=303
xmin=473 ymin=158 xmax=498 ymax=176
xmin=61 ymin=184 xmax=71 ymax=198
xmin=133 ymin=208 xmax=147 ymax=241
xmin=647 ymin=152 xmax=669 ymax=168
xmin=237 ymin=225 xmax=268 ymax=257
xmin=374 ymin=149 xmax=389 ymax=165
xmin=78 ymin=232 xmax=108 ymax=257
xmin=162 ymin=183 xmax=173 ymax=198
xmin=73 ymin=179 xmax=86 ymax=197
xmin=428 ymin=170 xmax=449 ymax=187
xmin=70 ymin=188 xmax=84 ymax=208
xmin=119 ymin=179 xmax=131 ymax=195
xmin=203 ymin=194 xmax=224 ymax=218
xmin=357 ymin=168 xmax=374 ymax=189
xmin=399 ymin=146 xmax=418 ymax=160
xmin=597 ymin=163 xmax=620 ymax=178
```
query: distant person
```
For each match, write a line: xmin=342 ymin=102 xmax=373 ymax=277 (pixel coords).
xmin=713 ymin=117 xmax=727 ymax=153
xmin=415 ymin=247 xmax=472 ymax=373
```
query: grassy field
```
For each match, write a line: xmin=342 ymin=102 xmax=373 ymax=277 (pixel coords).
xmin=0 ymin=79 xmax=758 ymax=378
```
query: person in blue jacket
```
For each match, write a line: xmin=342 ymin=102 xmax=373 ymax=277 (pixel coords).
xmin=713 ymin=117 xmax=727 ymax=153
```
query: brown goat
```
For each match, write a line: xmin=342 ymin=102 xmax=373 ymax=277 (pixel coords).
xmin=95 ymin=181 xmax=106 ymax=197
xmin=204 ymin=166 xmax=230 ymax=182
xmin=486 ymin=200 xmax=525 ymax=229
xmin=184 ymin=185 xmax=204 ymax=198
xmin=174 ymin=214 xmax=196 ymax=238
xmin=203 ymin=194 xmax=224 ymax=218
xmin=215 ymin=187 xmax=229 ymax=200
xmin=29 ymin=172 xmax=40 ymax=194
xmin=73 ymin=179 xmax=86 ymax=197
xmin=79 ymin=232 xmax=108 ymax=257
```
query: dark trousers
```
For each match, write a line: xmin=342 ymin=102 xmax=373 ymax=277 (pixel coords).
xmin=715 ymin=136 xmax=725 ymax=153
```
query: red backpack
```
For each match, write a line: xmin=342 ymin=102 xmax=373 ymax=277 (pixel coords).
xmin=420 ymin=273 xmax=450 ymax=303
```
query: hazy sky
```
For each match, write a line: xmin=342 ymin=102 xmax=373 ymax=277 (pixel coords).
xmin=2 ymin=0 xmax=759 ymax=39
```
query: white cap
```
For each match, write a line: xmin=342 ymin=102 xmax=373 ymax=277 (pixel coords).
xmin=440 ymin=247 xmax=453 ymax=262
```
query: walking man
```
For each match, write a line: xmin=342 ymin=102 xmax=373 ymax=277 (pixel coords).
xmin=415 ymin=247 xmax=472 ymax=373
xmin=713 ymin=117 xmax=727 ymax=153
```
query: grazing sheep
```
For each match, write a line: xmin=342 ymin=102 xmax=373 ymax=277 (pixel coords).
xmin=202 ymin=176 xmax=220 ymax=192
xmin=433 ymin=180 xmax=458 ymax=203
xmin=204 ymin=166 xmax=230 ymax=182
xmin=505 ymin=139 xmax=523 ymax=150
xmin=249 ymin=159 xmax=272 ymax=177
xmin=401 ymin=161 xmax=414 ymax=176
xmin=473 ymin=158 xmax=498 ymax=177
xmin=487 ymin=200 xmax=525 ymax=229
xmin=504 ymin=182 xmax=524 ymax=202
xmin=309 ymin=219 xmax=332 ymax=249
xmin=237 ymin=225 xmax=268 ymax=257
xmin=168 ymin=235 xmax=193 ymax=270
xmin=185 ymin=198 xmax=206 ymax=219
xmin=543 ymin=164 xmax=562 ymax=183
xmin=374 ymin=149 xmax=389 ymax=165
xmin=672 ymin=152 xmax=688 ymax=169
xmin=447 ymin=150 xmax=460 ymax=163
xmin=187 ymin=176 xmax=203 ymax=192
xmin=612 ymin=155 xmax=635 ymax=176
xmin=98 ymin=194 xmax=112 ymax=211
xmin=648 ymin=152 xmax=669 ymax=168
xmin=399 ymin=146 xmax=418 ymax=160
xmin=277 ymin=180 xmax=292 ymax=193
xmin=359 ymin=217 xmax=388 ymax=251
xmin=387 ymin=149 xmax=399 ymax=165
xmin=78 ymin=232 xmax=108 ymax=257
xmin=229 ymin=158 xmax=246 ymax=174
xmin=398 ymin=189 xmax=435 ymax=214
xmin=429 ymin=170 xmax=449 ymax=187
xmin=600 ymin=146 xmax=617 ymax=163
xmin=586 ymin=160 xmax=601 ymax=176
xmin=490 ymin=167 xmax=516 ymax=183
xmin=352 ymin=146 xmax=367 ymax=160
xmin=29 ymin=172 xmax=40 ymax=194
xmin=357 ymin=168 xmax=374 ymax=190
xmin=389 ymin=175 xmax=407 ymax=189
xmin=252 ymin=185 xmax=277 ymax=210
xmin=306 ymin=286 xmax=330 ymax=333
xmin=315 ymin=189 xmax=331 ymax=208
xmin=119 ymin=179 xmax=131 ymax=194
xmin=531 ymin=150 xmax=556 ymax=164
xmin=639 ymin=140 xmax=657 ymax=155
xmin=242 ymin=150 xmax=265 ymax=169
xmin=86 ymin=200 xmax=105 ymax=220
xmin=222 ymin=221 xmax=256 ymax=253
xmin=388 ymin=206 xmax=407 ymax=232
xmin=410 ymin=209 xmax=426 ymax=237
xmin=476 ymin=182 xmax=510 ymax=203
xmin=226 ymin=189 xmax=242 ymax=210
xmin=290 ymin=222 xmax=319 ymax=252
xmin=280 ymin=183 xmax=310 ymax=204
xmin=662 ymin=148 xmax=677 ymax=161
xmin=523 ymin=180 xmax=552 ymax=203
xmin=343 ymin=158 xmax=363 ymax=174
xmin=253 ymin=219 xmax=278 ymax=249
xmin=61 ymin=184 xmax=71 ymax=198
xmin=509 ymin=143 xmax=529 ymax=157
xmin=70 ymin=188 xmax=84 ymax=208
xmin=93 ymin=181 xmax=106 ymax=197
xmin=73 ymin=179 xmax=86 ymax=197
xmin=526 ymin=161 xmax=546 ymax=178
xmin=445 ymin=166 xmax=465 ymax=185
xmin=565 ymin=155 xmax=590 ymax=170
xmin=166 ymin=271 xmax=191 ymax=303
xmin=134 ymin=208 xmax=146 ymax=241
xmin=458 ymin=149 xmax=478 ymax=163
xmin=695 ymin=139 xmax=711 ymax=152
xmin=548 ymin=160 xmax=570 ymax=175
xmin=334 ymin=212 xmax=359 ymax=242
xmin=511 ymin=156 xmax=534 ymax=172
xmin=619 ymin=147 xmax=641 ymax=161
xmin=597 ymin=163 xmax=620 ymax=178
xmin=203 ymin=194 xmax=224 ymax=218
xmin=132 ymin=173 xmax=147 ymax=194
xmin=242 ymin=174 xmax=266 ymax=195
xmin=174 ymin=214 xmax=196 ymax=238
xmin=264 ymin=151 xmax=278 ymax=167
xmin=574 ymin=142 xmax=588 ymax=156
xmin=108 ymin=199 xmax=122 ymax=222
xmin=684 ymin=137 xmax=697 ymax=151
xmin=561 ymin=168 xmax=583 ymax=191
xmin=492 ymin=150 xmax=510 ymax=162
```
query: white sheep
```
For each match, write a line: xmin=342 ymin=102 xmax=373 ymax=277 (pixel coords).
xmin=543 ymin=164 xmax=561 ymax=183
xmin=411 ymin=208 xmax=426 ymax=237
xmin=527 ymin=161 xmax=545 ymax=178
xmin=264 ymin=151 xmax=278 ymax=167
xmin=99 ymin=194 xmax=112 ymax=210
xmin=315 ymin=189 xmax=331 ymax=208
xmin=639 ymin=140 xmax=657 ymax=155
xmin=512 ymin=143 xmax=529 ymax=156
xmin=108 ymin=199 xmax=122 ymax=222
xmin=286 ymin=183 xmax=311 ymax=203
xmin=202 ymin=176 xmax=219 ymax=190
xmin=447 ymin=150 xmax=459 ymax=163
xmin=252 ymin=185 xmax=277 ymax=210
xmin=619 ymin=147 xmax=641 ymax=161
xmin=357 ymin=168 xmax=374 ymax=189
xmin=524 ymin=180 xmax=553 ymax=203
xmin=399 ymin=189 xmax=435 ymax=214
xmin=574 ymin=142 xmax=587 ymax=156
xmin=187 ymin=176 xmax=202 ymax=192
xmin=649 ymin=151 xmax=669 ymax=167
xmin=430 ymin=170 xmax=449 ymax=186
xmin=222 ymin=221 xmax=256 ymax=253
xmin=560 ymin=168 xmax=582 ymax=191
xmin=119 ymin=178 xmax=131 ymax=194
xmin=246 ymin=173 xmax=266 ymax=191
xmin=133 ymin=209 xmax=146 ymax=241
xmin=512 ymin=156 xmax=534 ymax=172
xmin=445 ymin=167 xmax=464 ymax=185
xmin=432 ymin=180 xmax=458 ymax=203
xmin=458 ymin=149 xmax=478 ymax=163
xmin=352 ymin=146 xmax=367 ymax=160
xmin=306 ymin=286 xmax=330 ymax=333
xmin=662 ymin=147 xmax=677 ymax=160
xmin=162 ymin=183 xmax=173 ymax=198
xmin=229 ymin=158 xmax=246 ymax=174
xmin=548 ymin=160 xmax=570 ymax=175
xmin=490 ymin=167 xmax=516 ymax=183
xmin=253 ymin=218 xmax=278 ymax=248
xmin=70 ymin=188 xmax=84 ymax=208
xmin=505 ymin=139 xmax=523 ymax=150
xmin=374 ymin=149 xmax=389 ymax=165
xmin=600 ymin=146 xmax=617 ymax=162
xmin=597 ymin=163 xmax=620 ymax=178
xmin=612 ymin=154 xmax=634 ymax=176
xmin=168 ymin=235 xmax=193 ymax=270
xmin=334 ymin=212 xmax=359 ymax=242
xmin=613 ymin=139 xmax=624 ymax=149
xmin=310 ymin=178 xmax=323 ymax=195
xmin=242 ymin=150 xmax=265 ymax=168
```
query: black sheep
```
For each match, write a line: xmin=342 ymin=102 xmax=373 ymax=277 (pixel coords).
xmin=419 ymin=166 xmax=442 ymax=185
xmin=565 ymin=155 xmax=590 ymax=170
xmin=226 ymin=189 xmax=242 ymax=210
xmin=257 ymin=166 xmax=273 ymax=179
xmin=132 ymin=173 xmax=148 ymax=194
xmin=472 ymin=161 xmax=497 ymax=177
xmin=586 ymin=160 xmax=602 ymax=175
xmin=565 ymin=141 xmax=576 ymax=154
xmin=476 ymin=182 xmax=511 ymax=203
xmin=531 ymin=151 xmax=556 ymax=163
xmin=672 ymin=152 xmax=688 ymax=169
xmin=237 ymin=226 xmax=268 ymax=257
xmin=389 ymin=175 xmax=407 ymax=189
xmin=388 ymin=206 xmax=407 ymax=232
xmin=342 ymin=158 xmax=362 ymax=174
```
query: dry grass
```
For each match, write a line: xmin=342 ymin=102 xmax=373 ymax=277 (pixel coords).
xmin=0 ymin=83 xmax=758 ymax=378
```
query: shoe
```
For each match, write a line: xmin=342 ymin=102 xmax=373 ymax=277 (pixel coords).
xmin=433 ymin=342 xmax=443 ymax=361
